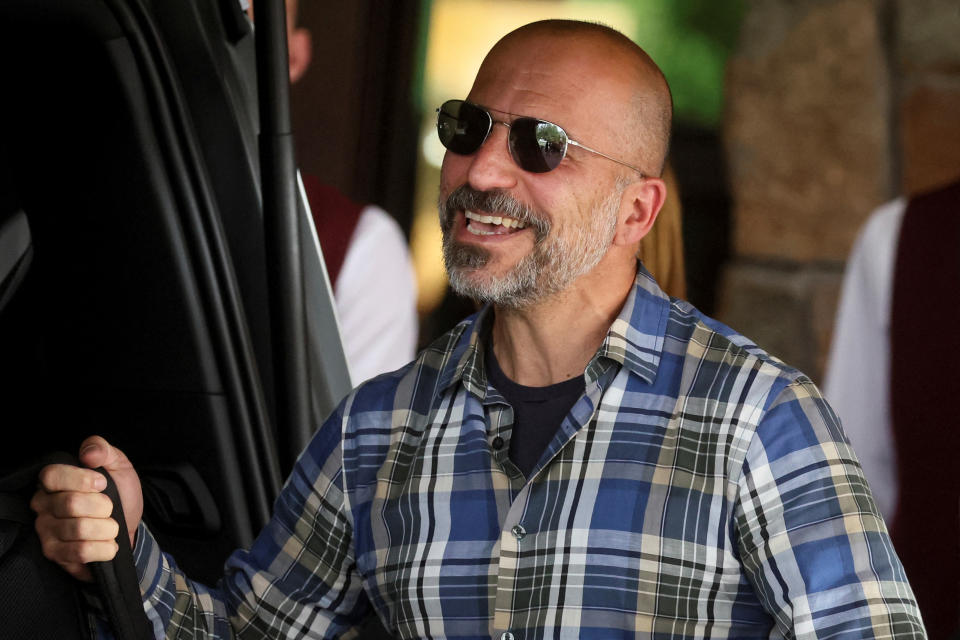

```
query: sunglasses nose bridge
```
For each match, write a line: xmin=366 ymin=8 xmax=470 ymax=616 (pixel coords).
xmin=492 ymin=119 xmax=514 ymax=157
xmin=464 ymin=119 xmax=521 ymax=192
xmin=492 ymin=118 xmax=546 ymax=173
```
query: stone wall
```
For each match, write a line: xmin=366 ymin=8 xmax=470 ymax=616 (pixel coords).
xmin=719 ymin=0 xmax=960 ymax=381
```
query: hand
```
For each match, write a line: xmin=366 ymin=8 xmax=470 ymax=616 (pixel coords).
xmin=31 ymin=436 xmax=144 ymax=582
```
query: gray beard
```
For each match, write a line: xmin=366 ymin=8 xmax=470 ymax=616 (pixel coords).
xmin=438 ymin=185 xmax=621 ymax=309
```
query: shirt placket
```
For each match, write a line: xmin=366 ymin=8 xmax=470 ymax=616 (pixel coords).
xmin=491 ymin=482 xmax=531 ymax=639
xmin=488 ymin=365 xmax=618 ymax=639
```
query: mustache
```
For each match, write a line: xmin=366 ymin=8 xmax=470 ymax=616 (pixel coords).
xmin=439 ymin=186 xmax=550 ymax=240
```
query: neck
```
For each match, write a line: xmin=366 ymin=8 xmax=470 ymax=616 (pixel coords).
xmin=490 ymin=259 xmax=637 ymax=386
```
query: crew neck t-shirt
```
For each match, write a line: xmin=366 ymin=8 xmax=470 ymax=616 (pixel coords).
xmin=484 ymin=338 xmax=585 ymax=478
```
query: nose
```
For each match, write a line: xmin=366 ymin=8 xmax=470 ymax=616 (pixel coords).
xmin=465 ymin=122 xmax=519 ymax=192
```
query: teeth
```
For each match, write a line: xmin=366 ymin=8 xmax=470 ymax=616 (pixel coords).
xmin=465 ymin=210 xmax=528 ymax=230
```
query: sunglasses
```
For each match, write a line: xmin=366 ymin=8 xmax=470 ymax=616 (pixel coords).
xmin=436 ymin=99 xmax=645 ymax=176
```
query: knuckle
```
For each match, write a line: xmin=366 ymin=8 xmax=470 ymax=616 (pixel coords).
xmin=39 ymin=536 xmax=58 ymax=560
xmin=82 ymin=472 xmax=102 ymax=492
xmin=67 ymin=543 xmax=85 ymax=563
xmin=96 ymin=494 xmax=114 ymax=517
xmin=64 ymin=492 xmax=85 ymax=515
xmin=37 ymin=465 xmax=58 ymax=489
xmin=29 ymin=490 xmax=46 ymax=513
xmin=47 ymin=495 xmax=68 ymax=518
xmin=70 ymin=518 xmax=91 ymax=540
xmin=33 ymin=512 xmax=54 ymax=537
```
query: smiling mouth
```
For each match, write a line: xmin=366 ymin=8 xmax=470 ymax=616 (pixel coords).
xmin=464 ymin=210 xmax=529 ymax=236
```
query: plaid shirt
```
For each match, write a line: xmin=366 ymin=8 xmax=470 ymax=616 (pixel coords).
xmin=134 ymin=265 xmax=925 ymax=639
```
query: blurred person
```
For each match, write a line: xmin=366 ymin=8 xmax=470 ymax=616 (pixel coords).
xmin=825 ymin=177 xmax=960 ymax=640
xmin=258 ymin=0 xmax=419 ymax=384
xmin=34 ymin=20 xmax=924 ymax=638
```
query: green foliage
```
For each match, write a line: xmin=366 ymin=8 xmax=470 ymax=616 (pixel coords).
xmin=617 ymin=0 xmax=746 ymax=128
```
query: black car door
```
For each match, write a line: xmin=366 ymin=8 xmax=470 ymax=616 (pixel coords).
xmin=0 ymin=0 xmax=348 ymax=587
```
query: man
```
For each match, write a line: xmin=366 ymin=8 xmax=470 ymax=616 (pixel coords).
xmin=33 ymin=20 xmax=924 ymax=639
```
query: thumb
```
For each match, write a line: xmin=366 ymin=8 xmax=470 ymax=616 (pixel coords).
xmin=78 ymin=435 xmax=130 ymax=472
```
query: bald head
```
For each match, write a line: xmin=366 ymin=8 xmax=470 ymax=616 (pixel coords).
xmin=476 ymin=20 xmax=673 ymax=177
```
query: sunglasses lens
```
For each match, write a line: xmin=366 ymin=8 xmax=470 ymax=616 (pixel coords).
xmin=437 ymin=100 xmax=490 ymax=155
xmin=509 ymin=118 xmax=567 ymax=173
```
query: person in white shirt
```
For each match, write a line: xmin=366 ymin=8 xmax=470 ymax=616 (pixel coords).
xmin=822 ymin=196 xmax=905 ymax=521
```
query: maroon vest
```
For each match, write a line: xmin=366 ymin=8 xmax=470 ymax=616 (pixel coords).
xmin=301 ymin=173 xmax=364 ymax=287
xmin=889 ymin=178 xmax=960 ymax=639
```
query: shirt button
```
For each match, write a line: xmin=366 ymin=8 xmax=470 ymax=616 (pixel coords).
xmin=499 ymin=632 xmax=516 ymax=640
xmin=511 ymin=524 xmax=526 ymax=540
xmin=492 ymin=436 xmax=504 ymax=450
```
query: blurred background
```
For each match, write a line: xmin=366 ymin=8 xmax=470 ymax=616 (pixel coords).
xmin=290 ymin=0 xmax=960 ymax=384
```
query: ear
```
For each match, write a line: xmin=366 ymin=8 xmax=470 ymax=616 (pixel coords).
xmin=288 ymin=27 xmax=313 ymax=84
xmin=612 ymin=176 xmax=667 ymax=247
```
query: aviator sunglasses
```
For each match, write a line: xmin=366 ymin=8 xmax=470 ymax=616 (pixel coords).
xmin=436 ymin=99 xmax=645 ymax=176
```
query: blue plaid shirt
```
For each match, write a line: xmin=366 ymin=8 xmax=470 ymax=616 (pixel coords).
xmin=134 ymin=265 xmax=924 ymax=639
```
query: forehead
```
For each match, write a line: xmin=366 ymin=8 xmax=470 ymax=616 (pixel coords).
xmin=467 ymin=32 xmax=635 ymax=137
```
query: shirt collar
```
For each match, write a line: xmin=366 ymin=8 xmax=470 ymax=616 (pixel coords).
xmin=592 ymin=262 xmax=670 ymax=384
xmin=437 ymin=261 xmax=671 ymax=394
xmin=436 ymin=305 xmax=492 ymax=398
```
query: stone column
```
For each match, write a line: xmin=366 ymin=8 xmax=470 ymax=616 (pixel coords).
xmin=720 ymin=0 xmax=895 ymax=381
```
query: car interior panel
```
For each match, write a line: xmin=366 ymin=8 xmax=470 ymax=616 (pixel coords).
xmin=0 ymin=0 xmax=283 ymax=585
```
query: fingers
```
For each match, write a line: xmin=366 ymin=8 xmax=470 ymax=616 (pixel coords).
xmin=36 ymin=463 xmax=107 ymax=494
xmin=33 ymin=494 xmax=120 ymax=582
xmin=38 ymin=512 xmax=120 ymax=543
xmin=30 ymin=438 xmax=136 ymax=583
xmin=38 ymin=532 xmax=119 ymax=567
xmin=31 ymin=488 xmax=114 ymax=520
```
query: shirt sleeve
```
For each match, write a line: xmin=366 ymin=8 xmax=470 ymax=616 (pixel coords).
xmin=334 ymin=205 xmax=419 ymax=386
xmin=132 ymin=404 xmax=370 ymax=639
xmin=734 ymin=377 xmax=925 ymax=639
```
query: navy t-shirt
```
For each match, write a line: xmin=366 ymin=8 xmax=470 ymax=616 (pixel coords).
xmin=485 ymin=338 xmax=585 ymax=478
